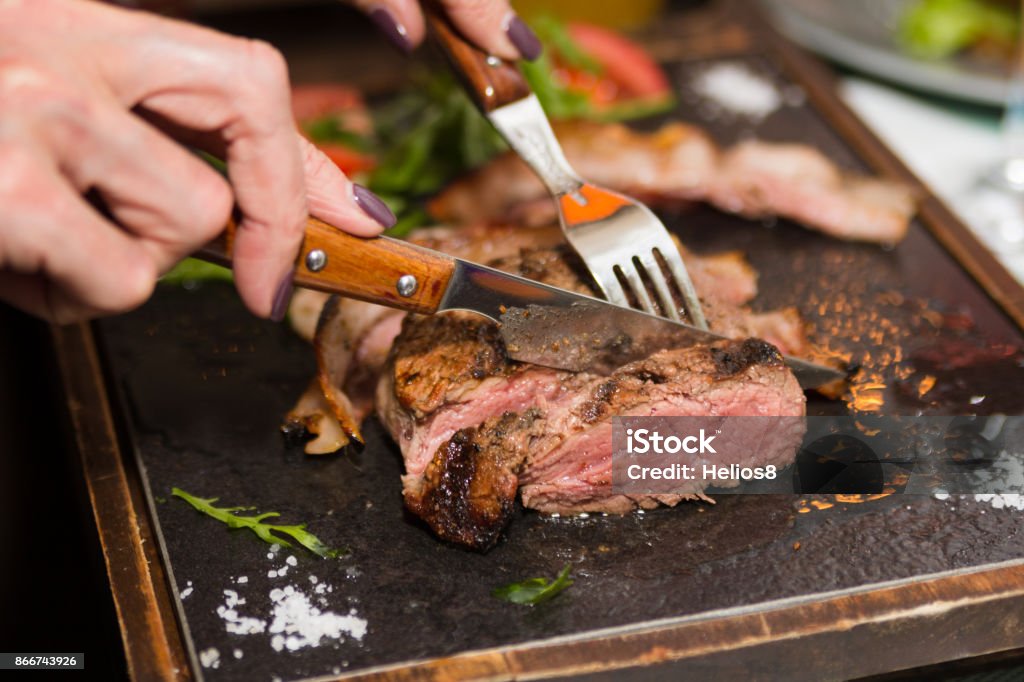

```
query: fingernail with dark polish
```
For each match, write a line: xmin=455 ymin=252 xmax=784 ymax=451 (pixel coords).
xmin=271 ymin=268 xmax=295 ymax=323
xmin=353 ymin=184 xmax=397 ymax=228
xmin=369 ymin=6 xmax=412 ymax=54
xmin=506 ymin=14 xmax=542 ymax=61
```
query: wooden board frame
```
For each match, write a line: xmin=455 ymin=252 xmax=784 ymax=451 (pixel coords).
xmin=53 ymin=4 xmax=1024 ymax=681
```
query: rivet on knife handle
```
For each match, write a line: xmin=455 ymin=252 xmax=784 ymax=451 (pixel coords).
xmin=424 ymin=2 xmax=531 ymax=112
xmin=198 ymin=217 xmax=455 ymax=315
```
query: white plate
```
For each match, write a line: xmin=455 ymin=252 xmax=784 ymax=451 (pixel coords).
xmin=761 ymin=0 xmax=1009 ymax=105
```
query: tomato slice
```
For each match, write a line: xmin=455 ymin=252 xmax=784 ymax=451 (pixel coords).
xmin=564 ymin=23 xmax=672 ymax=101
xmin=291 ymin=83 xmax=376 ymax=176
xmin=317 ymin=143 xmax=377 ymax=176
xmin=291 ymin=84 xmax=369 ymax=127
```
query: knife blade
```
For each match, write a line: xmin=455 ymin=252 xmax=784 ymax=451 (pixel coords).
xmin=439 ymin=258 xmax=844 ymax=389
xmin=201 ymin=217 xmax=844 ymax=389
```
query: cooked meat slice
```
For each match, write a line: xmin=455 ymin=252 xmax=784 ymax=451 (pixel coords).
xmin=313 ymin=296 xmax=404 ymax=446
xmin=384 ymin=333 xmax=806 ymax=549
xmin=709 ymin=141 xmax=915 ymax=243
xmin=376 ymin=241 xmax=810 ymax=547
xmin=519 ymin=340 xmax=806 ymax=515
xmin=682 ymin=248 xmax=758 ymax=306
xmin=428 ymin=120 xmax=915 ymax=243
xmin=282 ymin=379 xmax=350 ymax=455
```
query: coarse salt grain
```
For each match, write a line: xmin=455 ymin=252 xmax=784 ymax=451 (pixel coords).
xmin=199 ymin=648 xmax=220 ymax=669
xmin=690 ymin=62 xmax=781 ymax=120
xmin=217 ymin=589 xmax=266 ymax=636
xmin=237 ymin=576 xmax=248 ymax=584
xmin=179 ymin=586 xmax=193 ymax=600
xmin=233 ymin=649 xmax=243 ymax=660
xmin=286 ymin=555 xmax=297 ymax=567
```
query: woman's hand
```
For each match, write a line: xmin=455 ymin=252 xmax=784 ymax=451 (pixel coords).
xmin=0 ymin=0 xmax=395 ymax=324
xmin=347 ymin=0 xmax=542 ymax=60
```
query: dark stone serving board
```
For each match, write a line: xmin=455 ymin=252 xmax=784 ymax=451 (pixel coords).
xmin=96 ymin=51 xmax=1024 ymax=682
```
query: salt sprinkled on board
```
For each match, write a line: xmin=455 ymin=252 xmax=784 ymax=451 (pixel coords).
xmin=199 ymin=648 xmax=220 ymax=669
xmin=217 ymin=590 xmax=266 ymax=636
xmin=209 ymin=577 xmax=367 ymax=655
xmin=689 ymin=62 xmax=782 ymax=121
xmin=268 ymin=586 xmax=367 ymax=652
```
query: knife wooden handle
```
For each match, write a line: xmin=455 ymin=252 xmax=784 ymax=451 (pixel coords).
xmin=199 ymin=217 xmax=455 ymax=315
xmin=424 ymin=2 xmax=531 ymax=112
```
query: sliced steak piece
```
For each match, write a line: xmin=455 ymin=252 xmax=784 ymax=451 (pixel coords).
xmin=391 ymin=334 xmax=806 ymax=550
xmin=379 ymin=244 xmax=807 ymax=548
xmin=428 ymin=120 xmax=916 ymax=244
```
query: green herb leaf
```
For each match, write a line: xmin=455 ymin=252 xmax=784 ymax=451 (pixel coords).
xmin=492 ymin=563 xmax=574 ymax=605
xmin=532 ymin=15 xmax=602 ymax=74
xmin=171 ymin=488 xmax=344 ymax=559
xmin=302 ymin=115 xmax=372 ymax=151
xmin=160 ymin=258 xmax=233 ymax=285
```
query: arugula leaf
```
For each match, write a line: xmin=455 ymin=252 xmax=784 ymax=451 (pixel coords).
xmin=492 ymin=563 xmax=574 ymax=605
xmin=302 ymin=115 xmax=372 ymax=152
xmin=160 ymin=258 xmax=233 ymax=285
xmin=172 ymin=488 xmax=344 ymax=559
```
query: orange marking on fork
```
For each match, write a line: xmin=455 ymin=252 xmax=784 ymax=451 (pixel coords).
xmin=560 ymin=185 xmax=629 ymax=224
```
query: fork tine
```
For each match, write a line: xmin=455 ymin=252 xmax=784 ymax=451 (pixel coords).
xmin=591 ymin=270 xmax=631 ymax=308
xmin=620 ymin=261 xmax=659 ymax=316
xmin=655 ymin=247 xmax=708 ymax=330
xmin=637 ymin=252 xmax=682 ymax=322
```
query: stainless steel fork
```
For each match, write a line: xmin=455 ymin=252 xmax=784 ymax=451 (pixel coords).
xmin=427 ymin=10 xmax=708 ymax=329
xmin=490 ymin=96 xmax=708 ymax=329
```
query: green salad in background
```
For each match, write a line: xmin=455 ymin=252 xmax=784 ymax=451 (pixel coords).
xmin=900 ymin=0 xmax=1019 ymax=60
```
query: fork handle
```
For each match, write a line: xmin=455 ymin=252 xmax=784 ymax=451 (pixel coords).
xmin=424 ymin=2 xmax=531 ymax=112
xmin=198 ymin=217 xmax=455 ymax=315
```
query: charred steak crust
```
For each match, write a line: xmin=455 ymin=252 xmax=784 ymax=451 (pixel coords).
xmin=711 ymin=338 xmax=784 ymax=378
xmin=405 ymin=410 xmax=541 ymax=550
xmin=391 ymin=312 xmax=512 ymax=418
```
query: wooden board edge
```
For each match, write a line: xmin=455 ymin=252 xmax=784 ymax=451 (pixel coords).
xmin=754 ymin=10 xmax=1024 ymax=332
xmin=330 ymin=561 xmax=1024 ymax=682
xmin=51 ymin=321 xmax=191 ymax=681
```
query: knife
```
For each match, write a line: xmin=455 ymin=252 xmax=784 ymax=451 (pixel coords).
xmin=200 ymin=217 xmax=844 ymax=389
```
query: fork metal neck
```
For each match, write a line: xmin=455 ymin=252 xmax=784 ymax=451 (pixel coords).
xmin=487 ymin=95 xmax=584 ymax=199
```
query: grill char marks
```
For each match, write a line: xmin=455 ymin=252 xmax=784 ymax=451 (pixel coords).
xmin=405 ymin=411 xmax=541 ymax=550
xmin=711 ymin=338 xmax=785 ymax=378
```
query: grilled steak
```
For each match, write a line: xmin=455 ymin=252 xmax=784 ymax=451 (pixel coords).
xmin=376 ymin=246 xmax=806 ymax=549
xmin=287 ymin=226 xmax=813 ymax=548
